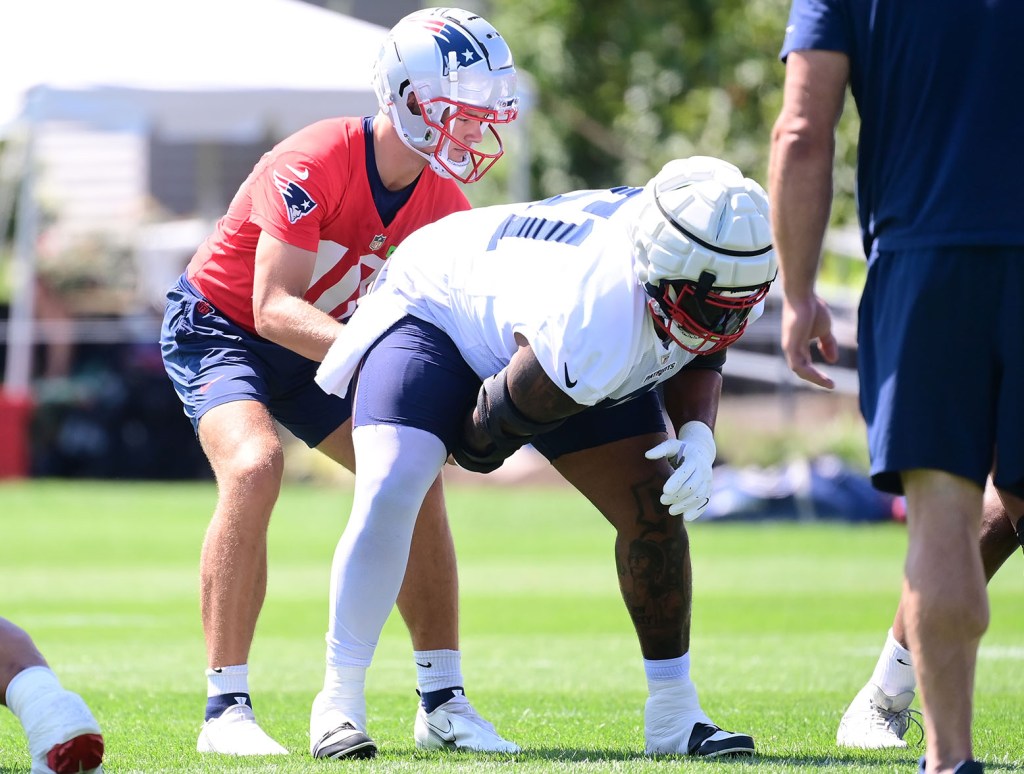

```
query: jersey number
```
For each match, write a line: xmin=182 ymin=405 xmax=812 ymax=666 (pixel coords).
xmin=486 ymin=186 xmax=642 ymax=250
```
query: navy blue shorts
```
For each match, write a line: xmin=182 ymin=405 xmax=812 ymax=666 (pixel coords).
xmin=858 ymin=246 xmax=1024 ymax=497
xmin=159 ymin=274 xmax=352 ymax=447
xmin=354 ymin=316 xmax=666 ymax=461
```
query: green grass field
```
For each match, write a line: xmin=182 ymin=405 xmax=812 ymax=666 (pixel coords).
xmin=1 ymin=480 xmax=1021 ymax=773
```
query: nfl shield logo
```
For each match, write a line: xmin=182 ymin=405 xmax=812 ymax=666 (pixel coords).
xmin=369 ymin=234 xmax=386 ymax=251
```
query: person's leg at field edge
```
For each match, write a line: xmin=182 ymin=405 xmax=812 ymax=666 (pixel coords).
xmin=315 ymin=419 xmax=517 ymax=754
xmin=552 ymin=434 xmax=754 ymax=758
xmin=836 ymin=482 xmax=1020 ymax=749
xmin=902 ymin=469 xmax=987 ymax=774
xmin=0 ymin=618 xmax=104 ymax=774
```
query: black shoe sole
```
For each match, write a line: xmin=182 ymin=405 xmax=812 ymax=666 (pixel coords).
xmin=312 ymin=728 xmax=378 ymax=759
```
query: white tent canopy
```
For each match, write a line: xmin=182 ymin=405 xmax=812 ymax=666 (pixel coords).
xmin=1 ymin=0 xmax=387 ymax=141
xmin=0 ymin=0 xmax=391 ymax=395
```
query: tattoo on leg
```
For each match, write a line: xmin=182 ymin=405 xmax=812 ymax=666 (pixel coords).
xmin=617 ymin=477 xmax=693 ymax=657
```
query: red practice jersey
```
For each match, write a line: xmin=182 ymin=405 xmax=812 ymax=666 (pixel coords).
xmin=186 ymin=117 xmax=470 ymax=333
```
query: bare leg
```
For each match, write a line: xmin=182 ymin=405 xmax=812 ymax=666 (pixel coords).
xmin=192 ymin=400 xmax=288 ymax=755
xmin=892 ymin=480 xmax=1019 ymax=647
xmin=0 ymin=619 xmax=47 ymax=703
xmin=902 ymin=470 xmax=987 ymax=774
xmin=837 ymin=479 xmax=1021 ymax=750
xmin=198 ymin=401 xmax=284 ymax=669
xmin=553 ymin=433 xmax=752 ymax=757
xmin=554 ymin=433 xmax=691 ymax=658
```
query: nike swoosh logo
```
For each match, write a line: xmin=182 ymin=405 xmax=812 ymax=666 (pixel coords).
xmin=896 ymin=658 xmax=912 ymax=666
xmin=563 ymin=362 xmax=578 ymax=389
xmin=199 ymin=374 xmax=226 ymax=394
xmin=285 ymin=164 xmax=309 ymax=180
xmin=427 ymin=718 xmax=456 ymax=743
xmin=415 ymin=661 xmax=432 ymax=668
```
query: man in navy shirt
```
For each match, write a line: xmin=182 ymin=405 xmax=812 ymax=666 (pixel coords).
xmin=768 ymin=2 xmax=1024 ymax=773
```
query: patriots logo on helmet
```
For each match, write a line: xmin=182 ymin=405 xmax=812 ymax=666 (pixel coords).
xmin=415 ymin=18 xmax=481 ymax=74
xmin=369 ymin=234 xmax=387 ymax=251
xmin=272 ymin=169 xmax=318 ymax=224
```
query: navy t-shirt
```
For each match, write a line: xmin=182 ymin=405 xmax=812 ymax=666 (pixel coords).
xmin=780 ymin=0 xmax=1024 ymax=257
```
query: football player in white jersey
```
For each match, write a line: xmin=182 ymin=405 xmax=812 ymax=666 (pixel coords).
xmin=312 ymin=156 xmax=776 ymax=757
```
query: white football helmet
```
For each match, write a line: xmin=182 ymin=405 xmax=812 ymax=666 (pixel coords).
xmin=630 ymin=156 xmax=777 ymax=354
xmin=372 ymin=7 xmax=519 ymax=184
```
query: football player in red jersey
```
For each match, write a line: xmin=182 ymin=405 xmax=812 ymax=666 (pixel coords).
xmin=159 ymin=7 xmax=518 ymax=757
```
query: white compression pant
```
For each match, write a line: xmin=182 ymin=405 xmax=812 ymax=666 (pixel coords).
xmin=325 ymin=423 xmax=448 ymax=669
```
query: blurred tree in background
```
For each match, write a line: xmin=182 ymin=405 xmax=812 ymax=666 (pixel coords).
xmin=487 ymin=0 xmax=860 ymax=226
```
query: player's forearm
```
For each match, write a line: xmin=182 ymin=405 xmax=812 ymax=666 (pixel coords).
xmin=662 ymin=368 xmax=722 ymax=435
xmin=768 ymin=118 xmax=835 ymax=301
xmin=253 ymin=295 xmax=344 ymax=362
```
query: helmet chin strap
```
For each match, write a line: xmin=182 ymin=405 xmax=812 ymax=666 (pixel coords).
xmin=672 ymin=324 xmax=717 ymax=353
xmin=421 ymin=134 xmax=473 ymax=181
xmin=438 ymin=137 xmax=471 ymax=174
xmin=426 ymin=141 xmax=454 ymax=178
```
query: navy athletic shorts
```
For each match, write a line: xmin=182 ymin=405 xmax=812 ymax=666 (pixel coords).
xmin=354 ymin=316 xmax=666 ymax=461
xmin=159 ymin=274 xmax=352 ymax=447
xmin=858 ymin=246 xmax=1024 ymax=497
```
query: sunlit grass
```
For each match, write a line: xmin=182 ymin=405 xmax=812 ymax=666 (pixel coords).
xmin=1 ymin=481 xmax=1020 ymax=772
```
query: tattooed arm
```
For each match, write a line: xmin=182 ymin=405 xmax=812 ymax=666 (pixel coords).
xmin=455 ymin=337 xmax=586 ymax=473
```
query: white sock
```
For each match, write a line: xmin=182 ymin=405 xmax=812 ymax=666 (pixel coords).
xmin=644 ymin=654 xmax=694 ymax=697
xmin=205 ymin=664 xmax=249 ymax=697
xmin=325 ymin=425 xmax=446 ymax=671
xmin=870 ymin=628 xmax=917 ymax=696
xmin=6 ymin=666 xmax=62 ymax=721
xmin=414 ymin=649 xmax=463 ymax=693
xmin=321 ymin=664 xmax=370 ymax=729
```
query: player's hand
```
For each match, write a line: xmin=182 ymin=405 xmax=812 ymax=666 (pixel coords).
xmin=781 ymin=294 xmax=838 ymax=389
xmin=645 ymin=421 xmax=716 ymax=521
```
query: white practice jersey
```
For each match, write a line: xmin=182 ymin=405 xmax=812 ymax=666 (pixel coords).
xmin=317 ymin=186 xmax=707 ymax=406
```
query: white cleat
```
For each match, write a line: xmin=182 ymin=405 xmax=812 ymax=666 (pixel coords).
xmin=836 ymin=683 xmax=919 ymax=749
xmin=24 ymin=689 xmax=104 ymax=774
xmin=644 ymin=684 xmax=754 ymax=757
xmin=414 ymin=693 xmax=519 ymax=753
xmin=309 ymin=691 xmax=376 ymax=759
xmin=197 ymin=704 xmax=288 ymax=756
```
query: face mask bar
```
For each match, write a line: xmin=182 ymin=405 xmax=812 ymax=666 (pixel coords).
xmin=421 ymin=97 xmax=518 ymax=183
xmin=647 ymin=270 xmax=771 ymax=354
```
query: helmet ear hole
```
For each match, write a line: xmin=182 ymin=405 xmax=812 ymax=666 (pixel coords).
xmin=405 ymin=91 xmax=421 ymax=117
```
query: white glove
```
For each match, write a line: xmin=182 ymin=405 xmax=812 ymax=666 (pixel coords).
xmin=644 ymin=421 xmax=716 ymax=521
